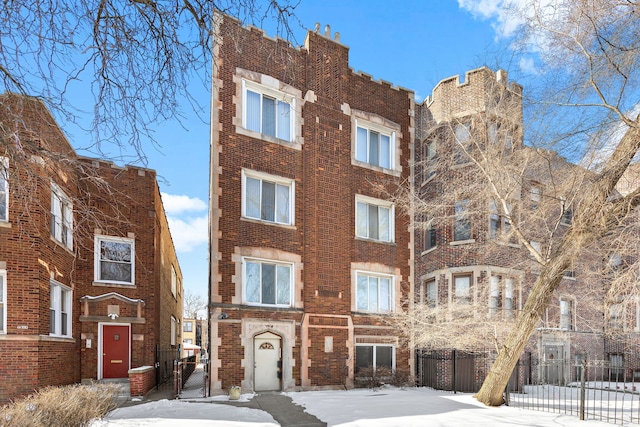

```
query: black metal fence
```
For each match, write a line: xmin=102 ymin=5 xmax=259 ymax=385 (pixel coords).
xmin=416 ymin=351 xmax=640 ymax=425
xmin=156 ymin=345 xmax=181 ymax=389
xmin=508 ymin=358 xmax=640 ymax=425
xmin=416 ymin=350 xmax=501 ymax=393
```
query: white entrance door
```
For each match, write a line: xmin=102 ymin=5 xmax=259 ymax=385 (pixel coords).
xmin=254 ymin=332 xmax=281 ymax=391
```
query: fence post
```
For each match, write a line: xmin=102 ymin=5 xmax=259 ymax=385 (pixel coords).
xmin=452 ymin=349 xmax=457 ymax=394
xmin=579 ymin=358 xmax=586 ymax=421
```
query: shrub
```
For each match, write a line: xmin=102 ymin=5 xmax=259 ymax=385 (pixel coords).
xmin=0 ymin=383 xmax=119 ymax=427
xmin=355 ymin=367 xmax=414 ymax=390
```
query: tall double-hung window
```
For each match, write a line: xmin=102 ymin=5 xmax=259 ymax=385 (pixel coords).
xmin=0 ymin=271 xmax=5 ymax=334
xmin=0 ymin=157 xmax=7 ymax=222
xmin=51 ymin=183 xmax=73 ymax=250
xmin=50 ymin=280 xmax=72 ymax=337
xmin=95 ymin=235 xmax=135 ymax=285
xmin=356 ymin=123 xmax=394 ymax=170
xmin=243 ymin=80 xmax=293 ymax=142
xmin=244 ymin=258 xmax=292 ymax=307
xmin=242 ymin=170 xmax=294 ymax=225
xmin=453 ymin=199 xmax=471 ymax=241
xmin=356 ymin=195 xmax=394 ymax=242
xmin=356 ymin=272 xmax=393 ymax=313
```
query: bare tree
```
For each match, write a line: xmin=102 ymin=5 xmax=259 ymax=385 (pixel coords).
xmin=392 ymin=0 xmax=640 ymax=406
xmin=0 ymin=0 xmax=300 ymax=160
xmin=183 ymin=289 xmax=207 ymax=319
xmin=0 ymin=0 xmax=301 ymax=256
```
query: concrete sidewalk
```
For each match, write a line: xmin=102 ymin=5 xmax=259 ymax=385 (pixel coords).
xmin=220 ymin=392 xmax=327 ymax=427
xmin=124 ymin=385 xmax=326 ymax=426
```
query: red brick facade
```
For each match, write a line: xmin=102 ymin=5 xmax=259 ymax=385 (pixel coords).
xmin=0 ymin=95 xmax=183 ymax=403
xmin=209 ymin=15 xmax=413 ymax=392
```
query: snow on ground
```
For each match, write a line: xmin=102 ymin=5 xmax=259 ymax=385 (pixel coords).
xmin=288 ymin=387 xmax=617 ymax=427
xmin=93 ymin=387 xmax=618 ymax=427
xmin=91 ymin=398 xmax=278 ymax=427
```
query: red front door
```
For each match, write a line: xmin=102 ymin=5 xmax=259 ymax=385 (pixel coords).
xmin=102 ymin=325 xmax=130 ymax=378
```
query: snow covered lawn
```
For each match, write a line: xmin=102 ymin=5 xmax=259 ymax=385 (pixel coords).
xmin=93 ymin=386 xmax=617 ymax=426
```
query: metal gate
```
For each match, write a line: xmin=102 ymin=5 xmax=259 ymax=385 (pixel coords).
xmin=416 ymin=350 xmax=479 ymax=392
xmin=174 ymin=355 xmax=210 ymax=398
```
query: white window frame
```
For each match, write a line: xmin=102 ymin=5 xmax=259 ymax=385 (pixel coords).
xmin=183 ymin=321 xmax=193 ymax=333
xmin=560 ymin=199 xmax=573 ymax=226
xmin=453 ymin=274 xmax=472 ymax=305
xmin=171 ymin=316 xmax=177 ymax=346
xmin=355 ymin=271 xmax=394 ymax=313
xmin=423 ymin=139 xmax=437 ymax=182
xmin=171 ymin=265 xmax=177 ymax=298
xmin=560 ymin=298 xmax=575 ymax=330
xmin=488 ymin=122 xmax=513 ymax=149
xmin=425 ymin=278 xmax=437 ymax=308
xmin=453 ymin=199 xmax=472 ymax=242
xmin=0 ymin=270 xmax=6 ymax=334
xmin=635 ymin=297 xmax=640 ymax=332
xmin=453 ymin=122 xmax=472 ymax=165
xmin=488 ymin=274 xmax=518 ymax=319
xmin=94 ymin=235 xmax=135 ymax=285
xmin=242 ymin=169 xmax=295 ymax=226
xmin=355 ymin=120 xmax=396 ymax=170
xmin=355 ymin=343 xmax=396 ymax=374
xmin=51 ymin=183 xmax=73 ymax=250
xmin=609 ymin=303 xmax=624 ymax=331
xmin=242 ymin=257 xmax=293 ymax=307
xmin=355 ymin=195 xmax=395 ymax=243
xmin=242 ymin=79 xmax=295 ymax=142
xmin=50 ymin=280 xmax=72 ymax=337
xmin=0 ymin=157 xmax=8 ymax=222
xmin=530 ymin=184 xmax=542 ymax=209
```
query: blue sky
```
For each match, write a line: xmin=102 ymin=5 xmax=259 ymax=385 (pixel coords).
xmin=73 ymin=1 xmax=525 ymax=301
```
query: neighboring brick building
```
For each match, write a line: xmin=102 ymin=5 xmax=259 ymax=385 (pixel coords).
xmin=0 ymin=95 xmax=183 ymax=403
xmin=208 ymin=14 xmax=414 ymax=393
xmin=413 ymin=67 xmax=620 ymax=389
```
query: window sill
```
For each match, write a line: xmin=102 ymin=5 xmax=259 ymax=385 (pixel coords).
xmin=242 ymin=302 xmax=295 ymax=310
xmin=420 ymin=247 xmax=437 ymax=256
xmin=352 ymin=159 xmax=401 ymax=177
xmin=41 ymin=335 xmax=75 ymax=343
xmin=355 ymin=236 xmax=396 ymax=245
xmin=0 ymin=221 xmax=11 ymax=228
xmin=50 ymin=235 xmax=74 ymax=254
xmin=491 ymin=240 xmax=521 ymax=248
xmin=93 ymin=281 xmax=136 ymax=288
xmin=450 ymin=239 xmax=475 ymax=246
xmin=352 ymin=310 xmax=392 ymax=316
xmin=240 ymin=216 xmax=297 ymax=230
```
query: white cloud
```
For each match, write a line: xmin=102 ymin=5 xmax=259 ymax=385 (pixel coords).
xmin=458 ymin=0 xmax=526 ymax=39
xmin=166 ymin=214 xmax=208 ymax=253
xmin=518 ymin=57 xmax=541 ymax=75
xmin=161 ymin=192 xmax=207 ymax=215
xmin=580 ymin=103 xmax=640 ymax=171
xmin=161 ymin=192 xmax=208 ymax=252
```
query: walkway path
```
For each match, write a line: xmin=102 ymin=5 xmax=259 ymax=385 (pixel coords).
xmin=221 ymin=392 xmax=327 ymax=427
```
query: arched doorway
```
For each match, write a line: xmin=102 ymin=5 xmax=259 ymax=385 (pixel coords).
xmin=254 ymin=331 xmax=282 ymax=391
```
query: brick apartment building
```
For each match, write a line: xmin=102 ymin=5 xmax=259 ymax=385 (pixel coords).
xmin=413 ymin=67 xmax=630 ymax=390
xmin=0 ymin=95 xmax=183 ymax=403
xmin=208 ymin=14 xmax=414 ymax=393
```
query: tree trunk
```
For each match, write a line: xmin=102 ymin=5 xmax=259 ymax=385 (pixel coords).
xmin=476 ymin=119 xmax=640 ymax=406
xmin=475 ymin=258 xmax=569 ymax=406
